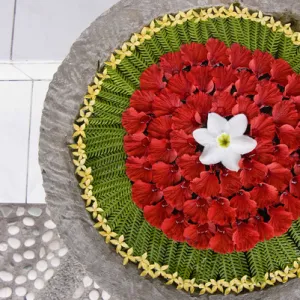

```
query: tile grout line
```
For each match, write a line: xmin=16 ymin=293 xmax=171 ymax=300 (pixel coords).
xmin=10 ymin=0 xmax=18 ymax=60
xmin=25 ymin=80 xmax=35 ymax=204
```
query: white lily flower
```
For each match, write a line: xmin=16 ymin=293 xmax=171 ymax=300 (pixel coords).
xmin=193 ymin=113 xmax=257 ymax=172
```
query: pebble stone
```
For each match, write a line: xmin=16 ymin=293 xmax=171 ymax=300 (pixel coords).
xmin=49 ymin=240 xmax=60 ymax=251
xmin=15 ymin=286 xmax=27 ymax=297
xmin=58 ymin=247 xmax=68 ymax=257
xmin=23 ymin=217 xmax=35 ymax=226
xmin=42 ymin=230 xmax=53 ymax=243
xmin=0 ymin=287 xmax=12 ymax=299
xmin=46 ymin=252 xmax=54 ymax=260
xmin=24 ymin=238 xmax=35 ymax=247
xmin=102 ymin=291 xmax=111 ymax=300
xmin=7 ymin=237 xmax=21 ymax=249
xmin=51 ymin=257 xmax=60 ymax=267
xmin=13 ymin=253 xmax=23 ymax=262
xmin=16 ymin=207 xmax=25 ymax=216
xmin=72 ymin=286 xmax=85 ymax=299
xmin=23 ymin=250 xmax=35 ymax=260
xmin=32 ymin=229 xmax=40 ymax=236
xmin=7 ymin=225 xmax=20 ymax=235
xmin=0 ymin=271 xmax=13 ymax=282
xmin=28 ymin=207 xmax=42 ymax=217
xmin=26 ymin=292 xmax=35 ymax=300
xmin=36 ymin=260 xmax=48 ymax=272
xmin=27 ymin=270 xmax=37 ymax=281
xmin=83 ymin=276 xmax=93 ymax=288
xmin=0 ymin=243 xmax=7 ymax=252
xmin=39 ymin=247 xmax=46 ymax=258
xmin=34 ymin=278 xmax=45 ymax=290
xmin=15 ymin=275 xmax=27 ymax=285
xmin=89 ymin=290 xmax=100 ymax=300
xmin=44 ymin=269 xmax=54 ymax=281
xmin=94 ymin=282 xmax=99 ymax=289
xmin=44 ymin=220 xmax=56 ymax=229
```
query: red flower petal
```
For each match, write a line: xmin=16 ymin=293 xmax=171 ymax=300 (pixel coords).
xmin=250 ymin=114 xmax=276 ymax=140
xmin=144 ymin=200 xmax=173 ymax=228
xmin=148 ymin=138 xmax=177 ymax=163
xmin=290 ymin=175 xmax=300 ymax=198
xmin=186 ymin=66 xmax=214 ymax=93
xmin=152 ymin=90 xmax=181 ymax=117
xmin=250 ymin=183 xmax=279 ymax=208
xmin=125 ymin=156 xmax=153 ymax=182
xmin=250 ymin=139 xmax=274 ymax=164
xmin=172 ymin=106 xmax=201 ymax=134
xmin=132 ymin=180 xmax=163 ymax=209
xmin=147 ymin=115 xmax=173 ymax=139
xmin=122 ymin=107 xmax=150 ymax=134
xmin=276 ymin=124 xmax=299 ymax=151
xmin=232 ymin=96 xmax=260 ymax=120
xmin=253 ymin=80 xmax=282 ymax=107
xmin=229 ymin=43 xmax=252 ymax=69
xmin=273 ymin=144 xmax=292 ymax=168
xmin=130 ymin=90 xmax=155 ymax=113
xmin=219 ymin=169 xmax=242 ymax=197
xmin=167 ymin=71 xmax=196 ymax=98
xmin=207 ymin=197 xmax=236 ymax=226
xmin=249 ymin=50 xmax=274 ymax=77
xmin=230 ymin=191 xmax=257 ymax=219
xmin=265 ymin=162 xmax=292 ymax=192
xmin=190 ymin=172 xmax=220 ymax=197
xmin=233 ymin=222 xmax=260 ymax=252
xmin=272 ymin=100 xmax=298 ymax=127
xmin=183 ymin=197 xmax=211 ymax=224
xmin=270 ymin=58 xmax=293 ymax=86
xmin=206 ymin=38 xmax=230 ymax=66
xmin=161 ymin=213 xmax=187 ymax=242
xmin=160 ymin=51 xmax=184 ymax=77
xmin=235 ymin=70 xmax=258 ymax=96
xmin=281 ymin=191 xmax=300 ymax=219
xmin=177 ymin=154 xmax=205 ymax=181
xmin=294 ymin=161 xmax=300 ymax=175
xmin=251 ymin=217 xmax=274 ymax=241
xmin=124 ymin=133 xmax=150 ymax=157
xmin=211 ymin=92 xmax=236 ymax=117
xmin=211 ymin=66 xmax=237 ymax=91
xmin=239 ymin=158 xmax=268 ymax=189
xmin=163 ymin=181 xmax=192 ymax=210
xmin=170 ymin=130 xmax=197 ymax=156
xmin=184 ymin=223 xmax=214 ymax=249
xmin=140 ymin=64 xmax=166 ymax=92
xmin=180 ymin=43 xmax=208 ymax=66
xmin=152 ymin=162 xmax=181 ymax=189
xmin=268 ymin=206 xmax=293 ymax=236
xmin=209 ymin=226 xmax=234 ymax=254
xmin=284 ymin=74 xmax=300 ymax=97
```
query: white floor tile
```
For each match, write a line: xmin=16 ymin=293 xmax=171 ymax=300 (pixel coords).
xmin=27 ymin=81 xmax=50 ymax=204
xmin=0 ymin=81 xmax=32 ymax=203
xmin=13 ymin=62 xmax=61 ymax=80
xmin=0 ymin=63 xmax=30 ymax=80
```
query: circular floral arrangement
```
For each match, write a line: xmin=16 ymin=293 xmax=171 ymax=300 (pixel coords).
xmin=72 ymin=5 xmax=300 ymax=295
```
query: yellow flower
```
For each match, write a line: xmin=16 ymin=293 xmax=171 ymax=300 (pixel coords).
xmin=86 ymin=201 xmax=103 ymax=218
xmin=91 ymin=76 xmax=104 ymax=90
xmin=281 ymin=24 xmax=293 ymax=36
xmin=115 ymin=44 xmax=132 ymax=59
xmin=182 ymin=278 xmax=196 ymax=293
xmin=136 ymin=253 xmax=149 ymax=269
xmin=175 ymin=276 xmax=184 ymax=290
xmin=140 ymin=263 xmax=155 ymax=278
xmin=93 ymin=214 xmax=107 ymax=229
xmin=81 ymin=189 xmax=96 ymax=206
xmin=84 ymin=85 xmax=99 ymax=101
xmin=110 ymin=235 xmax=129 ymax=253
xmin=153 ymin=263 xmax=168 ymax=278
xmin=70 ymin=136 xmax=86 ymax=150
xmin=144 ymin=20 xmax=160 ymax=36
xmin=82 ymin=98 xmax=95 ymax=113
xmin=169 ymin=13 xmax=183 ymax=26
xmin=73 ymin=158 xmax=86 ymax=173
xmin=119 ymin=248 xmax=136 ymax=265
xmin=73 ymin=123 xmax=86 ymax=138
xmin=126 ymin=34 xmax=140 ymax=51
xmin=275 ymin=266 xmax=296 ymax=283
xmin=256 ymin=273 xmax=276 ymax=289
xmin=79 ymin=178 xmax=92 ymax=190
xmin=156 ymin=14 xmax=171 ymax=28
xmin=105 ymin=54 xmax=121 ymax=69
xmin=207 ymin=7 xmax=226 ymax=19
xmin=223 ymin=278 xmax=239 ymax=295
xmin=96 ymin=68 xmax=110 ymax=80
xmin=292 ymin=32 xmax=300 ymax=45
xmin=245 ymin=10 xmax=258 ymax=21
xmin=78 ymin=167 xmax=93 ymax=182
xmin=256 ymin=11 xmax=270 ymax=26
xmin=198 ymin=283 xmax=207 ymax=295
xmin=165 ymin=272 xmax=178 ymax=285
xmin=100 ymin=225 xmax=117 ymax=243
xmin=192 ymin=9 xmax=208 ymax=23
xmin=77 ymin=109 xmax=92 ymax=125
xmin=205 ymin=279 xmax=225 ymax=293
xmin=267 ymin=17 xmax=282 ymax=32
xmin=234 ymin=6 xmax=249 ymax=19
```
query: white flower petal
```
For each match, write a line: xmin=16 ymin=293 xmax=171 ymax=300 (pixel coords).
xmin=200 ymin=146 xmax=224 ymax=165
xmin=221 ymin=150 xmax=241 ymax=172
xmin=230 ymin=136 xmax=257 ymax=154
xmin=228 ymin=114 xmax=248 ymax=137
xmin=207 ymin=113 xmax=229 ymax=135
xmin=193 ymin=128 xmax=215 ymax=146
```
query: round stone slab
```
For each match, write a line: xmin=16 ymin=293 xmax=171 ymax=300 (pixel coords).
xmin=39 ymin=0 xmax=300 ymax=299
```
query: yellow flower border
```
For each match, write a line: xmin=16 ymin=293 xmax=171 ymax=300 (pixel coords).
xmin=71 ymin=5 xmax=300 ymax=295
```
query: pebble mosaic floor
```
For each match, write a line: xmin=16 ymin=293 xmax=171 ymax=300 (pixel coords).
xmin=0 ymin=205 xmax=111 ymax=300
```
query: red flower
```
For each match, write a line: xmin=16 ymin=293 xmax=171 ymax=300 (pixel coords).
xmin=170 ymin=130 xmax=196 ymax=156
xmin=161 ymin=213 xmax=188 ymax=242
xmin=186 ymin=92 xmax=212 ymax=123
xmin=176 ymin=154 xmax=205 ymax=181
xmin=230 ymin=191 xmax=257 ymax=219
xmin=233 ymin=222 xmax=260 ymax=252
xmin=124 ymin=134 xmax=150 ymax=157
xmin=252 ymin=217 xmax=274 ymax=242
xmin=212 ymin=92 xmax=236 ymax=117
xmin=272 ymin=100 xmax=298 ymax=127
xmin=140 ymin=64 xmax=166 ymax=92
xmin=266 ymin=163 xmax=292 ymax=192
xmin=147 ymin=115 xmax=173 ymax=139
xmin=190 ymin=172 xmax=220 ymax=197
xmin=273 ymin=144 xmax=292 ymax=167
xmin=167 ymin=71 xmax=196 ymax=98
xmin=235 ymin=70 xmax=258 ymax=96
xmin=132 ymin=180 xmax=163 ymax=209
xmin=160 ymin=52 xmax=184 ymax=78
xmin=290 ymin=175 xmax=300 ymax=198
xmin=144 ymin=200 xmax=173 ymax=228
xmin=253 ymin=80 xmax=282 ymax=107
xmin=250 ymin=114 xmax=275 ymax=140
xmin=294 ymin=161 xmax=300 ymax=175
xmin=232 ymin=96 xmax=260 ymax=120
xmin=206 ymin=38 xmax=230 ymax=66
xmin=219 ymin=169 xmax=242 ymax=197
xmin=251 ymin=139 xmax=274 ymax=164
xmin=229 ymin=43 xmax=252 ymax=69
xmin=148 ymin=138 xmax=177 ymax=163
xmin=126 ymin=157 xmax=153 ymax=182
xmin=184 ymin=223 xmax=214 ymax=249
xmin=239 ymin=158 xmax=268 ymax=189
xmin=152 ymin=162 xmax=181 ymax=189
xmin=209 ymin=226 xmax=234 ymax=254
xmin=186 ymin=66 xmax=214 ymax=93
xmin=121 ymin=108 xmax=151 ymax=134
xmin=249 ymin=49 xmax=274 ymax=77
xmin=163 ymin=181 xmax=192 ymax=210
xmin=130 ymin=90 xmax=155 ymax=113
xmin=284 ymin=74 xmax=300 ymax=97
xmin=180 ymin=43 xmax=208 ymax=66
xmin=268 ymin=206 xmax=293 ymax=236
xmin=250 ymin=183 xmax=279 ymax=208
xmin=276 ymin=124 xmax=299 ymax=151
xmin=281 ymin=191 xmax=300 ymax=219
xmin=183 ymin=197 xmax=211 ymax=224
xmin=270 ymin=58 xmax=293 ymax=86
xmin=152 ymin=90 xmax=181 ymax=116
xmin=211 ymin=66 xmax=237 ymax=91
xmin=207 ymin=198 xmax=236 ymax=226
xmin=172 ymin=106 xmax=201 ymax=134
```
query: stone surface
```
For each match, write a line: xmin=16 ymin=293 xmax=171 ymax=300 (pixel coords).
xmin=38 ymin=0 xmax=300 ymax=299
